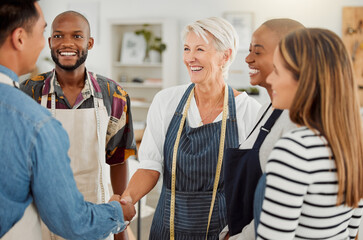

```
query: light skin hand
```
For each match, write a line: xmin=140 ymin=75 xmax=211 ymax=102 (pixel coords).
xmin=121 ymin=169 xmax=160 ymax=205
xmin=108 ymin=194 xmax=136 ymax=223
xmin=120 ymin=199 xmax=136 ymax=222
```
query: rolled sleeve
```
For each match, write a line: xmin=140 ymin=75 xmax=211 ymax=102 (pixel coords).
xmin=106 ymin=83 xmax=137 ymax=165
xmin=108 ymin=200 xmax=127 ymax=233
xmin=137 ymin=90 xmax=166 ymax=174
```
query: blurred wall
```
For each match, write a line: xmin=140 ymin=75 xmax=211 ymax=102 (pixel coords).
xmin=38 ymin=0 xmax=363 ymax=94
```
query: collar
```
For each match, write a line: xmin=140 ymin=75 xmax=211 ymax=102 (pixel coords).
xmin=0 ymin=65 xmax=19 ymax=83
xmin=42 ymin=69 xmax=98 ymax=99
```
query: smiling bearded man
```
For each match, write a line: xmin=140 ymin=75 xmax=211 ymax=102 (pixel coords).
xmin=20 ymin=11 xmax=136 ymax=240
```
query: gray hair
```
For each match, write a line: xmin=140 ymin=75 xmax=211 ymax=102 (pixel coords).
xmin=182 ymin=17 xmax=239 ymax=80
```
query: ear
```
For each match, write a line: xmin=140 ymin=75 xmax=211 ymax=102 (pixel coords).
xmin=11 ymin=28 xmax=26 ymax=51
xmin=87 ymin=37 xmax=94 ymax=50
xmin=48 ymin=36 xmax=52 ymax=48
xmin=223 ymin=48 xmax=232 ymax=64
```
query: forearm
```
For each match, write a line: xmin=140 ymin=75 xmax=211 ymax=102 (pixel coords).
xmin=121 ymin=169 xmax=160 ymax=204
xmin=33 ymin=122 xmax=126 ymax=239
xmin=111 ymin=162 xmax=129 ymax=195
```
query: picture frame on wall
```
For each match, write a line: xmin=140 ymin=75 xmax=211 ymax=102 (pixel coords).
xmin=120 ymin=32 xmax=146 ymax=64
xmin=223 ymin=12 xmax=254 ymax=51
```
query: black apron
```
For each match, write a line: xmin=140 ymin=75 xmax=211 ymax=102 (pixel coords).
xmin=224 ymin=106 xmax=282 ymax=236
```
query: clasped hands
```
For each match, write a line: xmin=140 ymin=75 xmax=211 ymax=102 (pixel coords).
xmin=109 ymin=194 xmax=135 ymax=223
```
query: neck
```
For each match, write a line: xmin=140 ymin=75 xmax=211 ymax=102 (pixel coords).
xmin=265 ymin=85 xmax=273 ymax=100
xmin=259 ymin=80 xmax=273 ymax=100
xmin=194 ymin=80 xmax=225 ymax=107
xmin=0 ymin=48 xmax=21 ymax=76
xmin=55 ymin=66 xmax=86 ymax=88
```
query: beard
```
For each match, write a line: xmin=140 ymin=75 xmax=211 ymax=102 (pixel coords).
xmin=51 ymin=49 xmax=88 ymax=71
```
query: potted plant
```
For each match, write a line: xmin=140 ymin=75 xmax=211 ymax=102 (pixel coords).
xmin=135 ymin=24 xmax=167 ymax=63
xmin=237 ymin=87 xmax=260 ymax=95
xmin=149 ymin=37 xmax=166 ymax=62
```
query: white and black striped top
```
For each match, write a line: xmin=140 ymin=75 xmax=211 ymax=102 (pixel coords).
xmin=257 ymin=127 xmax=363 ymax=240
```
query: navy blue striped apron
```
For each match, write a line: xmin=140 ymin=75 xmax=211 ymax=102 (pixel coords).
xmin=224 ymin=107 xmax=282 ymax=236
xmin=149 ymin=83 xmax=239 ymax=240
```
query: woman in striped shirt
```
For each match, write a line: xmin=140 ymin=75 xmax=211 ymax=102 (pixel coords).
xmin=256 ymin=28 xmax=363 ymax=239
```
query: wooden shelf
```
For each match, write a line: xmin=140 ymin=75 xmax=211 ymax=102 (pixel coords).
xmin=110 ymin=18 xmax=177 ymax=122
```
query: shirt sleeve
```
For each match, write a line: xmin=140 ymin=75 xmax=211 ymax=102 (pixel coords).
xmin=105 ymin=83 xmax=137 ymax=165
xmin=138 ymin=90 xmax=166 ymax=174
xmin=31 ymin=117 xmax=127 ymax=239
xmin=235 ymin=93 xmax=261 ymax=144
xmin=256 ymin=137 xmax=310 ymax=240
xmin=348 ymin=201 xmax=363 ymax=239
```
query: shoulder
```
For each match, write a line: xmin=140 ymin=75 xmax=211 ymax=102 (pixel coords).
xmin=0 ymin=87 xmax=69 ymax=171
xmin=93 ymin=72 xmax=117 ymax=86
xmin=156 ymin=84 xmax=190 ymax=97
xmin=20 ymin=71 xmax=51 ymax=90
xmin=235 ymin=91 xmax=261 ymax=109
xmin=93 ymin=72 xmax=122 ymax=89
xmin=280 ymin=127 xmax=324 ymax=146
xmin=0 ymin=86 xmax=52 ymax=127
xmin=271 ymin=109 xmax=297 ymax=134
xmin=91 ymin=72 xmax=129 ymax=98
xmin=146 ymin=84 xmax=191 ymax=122
xmin=234 ymin=91 xmax=261 ymax=123
xmin=273 ymin=127 xmax=328 ymax=161
xmin=153 ymin=84 xmax=190 ymax=105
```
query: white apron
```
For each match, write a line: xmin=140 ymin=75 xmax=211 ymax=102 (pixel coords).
xmin=0 ymin=73 xmax=42 ymax=240
xmin=40 ymin=82 xmax=112 ymax=240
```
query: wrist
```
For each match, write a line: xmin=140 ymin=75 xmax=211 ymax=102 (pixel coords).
xmin=121 ymin=194 xmax=133 ymax=204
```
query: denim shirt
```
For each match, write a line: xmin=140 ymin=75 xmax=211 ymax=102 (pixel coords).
xmin=0 ymin=65 xmax=126 ymax=239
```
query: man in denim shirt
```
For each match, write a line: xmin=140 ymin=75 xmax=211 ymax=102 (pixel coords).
xmin=0 ymin=1 xmax=135 ymax=239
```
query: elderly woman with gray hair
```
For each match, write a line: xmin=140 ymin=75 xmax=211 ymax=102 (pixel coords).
xmin=121 ymin=17 xmax=260 ymax=239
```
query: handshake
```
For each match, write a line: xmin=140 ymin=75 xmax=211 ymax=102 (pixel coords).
xmin=109 ymin=194 xmax=136 ymax=222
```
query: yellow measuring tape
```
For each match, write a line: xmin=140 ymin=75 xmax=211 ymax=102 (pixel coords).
xmin=170 ymin=85 xmax=229 ymax=240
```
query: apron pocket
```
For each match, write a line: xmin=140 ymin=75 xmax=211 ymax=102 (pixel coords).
xmin=164 ymin=188 xmax=221 ymax=235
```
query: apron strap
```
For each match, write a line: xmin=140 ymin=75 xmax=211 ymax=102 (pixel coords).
xmin=170 ymin=87 xmax=195 ymax=240
xmin=227 ymin=85 xmax=236 ymax=120
xmin=0 ymin=72 xmax=19 ymax=88
xmin=252 ymin=109 xmax=283 ymax=149
xmin=174 ymin=83 xmax=195 ymax=114
xmin=169 ymin=84 xmax=230 ymax=240
xmin=93 ymin=96 xmax=106 ymax=204
xmin=245 ymin=103 xmax=272 ymax=141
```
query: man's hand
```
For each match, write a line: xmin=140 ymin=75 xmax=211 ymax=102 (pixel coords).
xmin=109 ymin=194 xmax=122 ymax=203
xmin=108 ymin=194 xmax=136 ymax=222
xmin=120 ymin=197 xmax=136 ymax=222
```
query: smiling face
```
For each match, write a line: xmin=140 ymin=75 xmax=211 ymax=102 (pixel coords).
xmin=245 ymin=25 xmax=280 ymax=88
xmin=266 ymin=47 xmax=299 ymax=110
xmin=183 ymin=31 xmax=226 ymax=85
xmin=49 ymin=13 xmax=93 ymax=72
